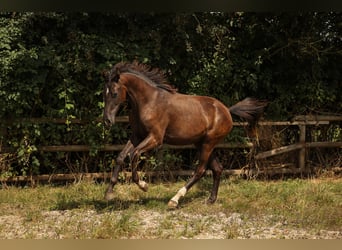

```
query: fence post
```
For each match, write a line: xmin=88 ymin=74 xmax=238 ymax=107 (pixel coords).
xmin=299 ymin=124 xmax=306 ymax=171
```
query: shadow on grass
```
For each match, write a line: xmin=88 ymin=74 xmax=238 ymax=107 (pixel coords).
xmin=52 ymin=189 xmax=209 ymax=213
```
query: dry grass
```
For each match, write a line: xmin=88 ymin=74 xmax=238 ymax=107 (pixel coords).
xmin=0 ymin=176 xmax=341 ymax=239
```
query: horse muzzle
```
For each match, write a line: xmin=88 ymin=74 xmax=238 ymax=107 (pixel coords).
xmin=103 ymin=103 xmax=120 ymax=128
xmin=104 ymin=117 xmax=115 ymax=127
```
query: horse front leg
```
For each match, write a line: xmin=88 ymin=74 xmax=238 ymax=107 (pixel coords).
xmin=105 ymin=140 xmax=134 ymax=201
xmin=129 ymin=134 xmax=161 ymax=192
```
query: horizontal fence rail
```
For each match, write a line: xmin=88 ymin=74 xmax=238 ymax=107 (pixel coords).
xmin=1 ymin=115 xmax=341 ymax=183
xmin=1 ymin=115 xmax=335 ymax=154
xmin=255 ymin=141 xmax=342 ymax=160
xmin=2 ymin=116 xmax=335 ymax=126
xmin=1 ymin=143 xmax=254 ymax=154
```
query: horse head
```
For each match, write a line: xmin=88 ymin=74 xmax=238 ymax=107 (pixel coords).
xmin=103 ymin=69 xmax=126 ymax=127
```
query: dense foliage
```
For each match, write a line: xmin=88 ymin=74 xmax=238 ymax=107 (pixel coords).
xmin=0 ymin=12 xmax=341 ymax=177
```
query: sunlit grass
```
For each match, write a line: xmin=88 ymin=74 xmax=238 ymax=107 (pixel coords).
xmin=0 ymin=177 xmax=341 ymax=238
xmin=217 ymin=178 xmax=342 ymax=230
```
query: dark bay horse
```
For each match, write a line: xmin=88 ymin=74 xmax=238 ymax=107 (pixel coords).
xmin=103 ymin=61 xmax=267 ymax=208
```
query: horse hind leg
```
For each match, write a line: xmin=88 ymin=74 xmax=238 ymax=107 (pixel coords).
xmin=167 ymin=153 xmax=223 ymax=207
xmin=168 ymin=143 xmax=214 ymax=209
xmin=207 ymin=154 xmax=223 ymax=204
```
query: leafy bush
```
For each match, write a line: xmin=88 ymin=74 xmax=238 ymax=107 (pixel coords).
xmin=0 ymin=12 xmax=340 ymax=177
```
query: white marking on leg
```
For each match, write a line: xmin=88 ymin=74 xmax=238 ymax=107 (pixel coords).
xmin=170 ymin=187 xmax=187 ymax=204
xmin=138 ymin=180 xmax=148 ymax=191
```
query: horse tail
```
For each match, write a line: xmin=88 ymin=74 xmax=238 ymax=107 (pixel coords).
xmin=229 ymin=97 xmax=268 ymax=138
xmin=229 ymin=97 xmax=268 ymax=123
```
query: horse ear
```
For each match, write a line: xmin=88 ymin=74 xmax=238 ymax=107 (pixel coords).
xmin=102 ymin=70 xmax=119 ymax=83
xmin=102 ymin=70 xmax=110 ymax=80
xmin=112 ymin=74 xmax=120 ymax=82
xmin=113 ymin=67 xmax=121 ymax=82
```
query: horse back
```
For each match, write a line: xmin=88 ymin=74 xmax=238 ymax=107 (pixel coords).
xmin=162 ymin=93 xmax=233 ymax=145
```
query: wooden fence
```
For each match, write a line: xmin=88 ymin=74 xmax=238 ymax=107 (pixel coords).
xmin=1 ymin=115 xmax=341 ymax=183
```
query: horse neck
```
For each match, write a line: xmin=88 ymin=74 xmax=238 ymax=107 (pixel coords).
xmin=121 ymin=73 xmax=157 ymax=108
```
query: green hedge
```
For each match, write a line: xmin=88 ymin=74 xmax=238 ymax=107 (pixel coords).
xmin=0 ymin=12 xmax=340 ymax=177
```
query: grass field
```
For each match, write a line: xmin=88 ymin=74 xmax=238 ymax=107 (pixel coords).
xmin=0 ymin=176 xmax=341 ymax=239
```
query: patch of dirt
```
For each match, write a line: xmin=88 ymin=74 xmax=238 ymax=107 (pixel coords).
xmin=0 ymin=209 xmax=341 ymax=239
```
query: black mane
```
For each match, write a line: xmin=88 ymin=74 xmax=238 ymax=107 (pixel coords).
xmin=110 ymin=61 xmax=178 ymax=93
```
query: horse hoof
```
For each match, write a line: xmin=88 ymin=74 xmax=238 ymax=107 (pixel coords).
xmin=167 ymin=200 xmax=178 ymax=209
xmin=139 ymin=181 xmax=148 ymax=192
xmin=206 ymin=197 xmax=216 ymax=205
xmin=104 ymin=191 xmax=115 ymax=201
